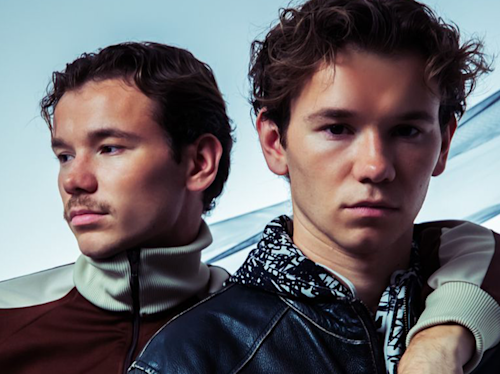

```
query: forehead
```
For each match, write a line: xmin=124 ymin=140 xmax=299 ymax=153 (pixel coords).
xmin=52 ymin=78 xmax=160 ymax=138
xmin=291 ymin=48 xmax=440 ymax=122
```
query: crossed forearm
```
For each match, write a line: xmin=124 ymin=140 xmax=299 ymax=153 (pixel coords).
xmin=398 ymin=325 xmax=475 ymax=374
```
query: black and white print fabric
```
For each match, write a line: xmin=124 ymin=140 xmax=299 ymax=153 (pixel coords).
xmin=229 ymin=215 xmax=351 ymax=299
xmin=375 ymin=241 xmax=421 ymax=374
xmin=229 ymin=215 xmax=422 ymax=374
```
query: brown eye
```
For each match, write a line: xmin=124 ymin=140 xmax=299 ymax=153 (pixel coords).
xmin=327 ymin=125 xmax=352 ymax=135
xmin=393 ymin=125 xmax=420 ymax=137
xmin=57 ymin=153 xmax=73 ymax=164
xmin=100 ymin=145 xmax=122 ymax=154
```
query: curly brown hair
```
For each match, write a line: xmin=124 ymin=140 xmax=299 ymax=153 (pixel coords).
xmin=250 ymin=0 xmax=491 ymax=144
xmin=41 ymin=42 xmax=233 ymax=212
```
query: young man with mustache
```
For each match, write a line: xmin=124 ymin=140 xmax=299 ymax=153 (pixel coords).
xmin=0 ymin=42 xmax=233 ymax=374
xmin=130 ymin=1 xmax=500 ymax=373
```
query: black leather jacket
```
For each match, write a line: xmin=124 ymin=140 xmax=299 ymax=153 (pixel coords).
xmin=130 ymin=283 xmax=391 ymax=374
xmin=129 ymin=283 xmax=499 ymax=374
xmin=129 ymin=217 xmax=500 ymax=374
xmin=129 ymin=215 xmax=421 ymax=374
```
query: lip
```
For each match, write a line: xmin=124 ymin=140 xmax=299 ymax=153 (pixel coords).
xmin=69 ymin=209 xmax=107 ymax=226
xmin=347 ymin=200 xmax=398 ymax=209
xmin=343 ymin=201 xmax=398 ymax=218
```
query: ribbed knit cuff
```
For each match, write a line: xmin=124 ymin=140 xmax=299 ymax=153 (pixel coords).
xmin=406 ymin=282 xmax=500 ymax=373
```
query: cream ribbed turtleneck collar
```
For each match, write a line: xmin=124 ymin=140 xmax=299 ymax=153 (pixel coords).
xmin=73 ymin=221 xmax=228 ymax=316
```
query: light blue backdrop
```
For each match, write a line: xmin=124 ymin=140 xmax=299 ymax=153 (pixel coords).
xmin=1 ymin=0 xmax=499 ymax=281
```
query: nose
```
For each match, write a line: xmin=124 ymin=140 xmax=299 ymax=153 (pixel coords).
xmin=61 ymin=156 xmax=98 ymax=195
xmin=352 ymin=131 xmax=396 ymax=184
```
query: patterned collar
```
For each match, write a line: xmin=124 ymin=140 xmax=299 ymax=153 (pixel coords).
xmin=229 ymin=215 xmax=352 ymax=300
xmin=229 ymin=215 xmax=422 ymax=374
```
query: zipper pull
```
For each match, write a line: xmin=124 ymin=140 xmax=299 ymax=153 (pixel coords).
xmin=128 ymin=249 xmax=140 ymax=278
xmin=127 ymin=249 xmax=141 ymax=310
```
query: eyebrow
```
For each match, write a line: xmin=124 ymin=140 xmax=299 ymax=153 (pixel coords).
xmin=305 ymin=108 xmax=435 ymax=124
xmin=305 ymin=109 xmax=356 ymax=123
xmin=51 ymin=128 xmax=141 ymax=149
xmin=395 ymin=110 xmax=435 ymax=124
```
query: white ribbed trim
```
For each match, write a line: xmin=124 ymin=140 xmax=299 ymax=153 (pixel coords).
xmin=74 ymin=221 xmax=228 ymax=316
xmin=406 ymin=281 xmax=500 ymax=373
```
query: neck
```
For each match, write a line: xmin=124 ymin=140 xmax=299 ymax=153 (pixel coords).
xmin=143 ymin=203 xmax=203 ymax=249
xmin=292 ymin=216 xmax=412 ymax=312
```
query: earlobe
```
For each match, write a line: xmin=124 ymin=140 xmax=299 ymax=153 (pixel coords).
xmin=432 ymin=117 xmax=457 ymax=176
xmin=256 ymin=109 xmax=288 ymax=176
xmin=185 ymin=134 xmax=223 ymax=193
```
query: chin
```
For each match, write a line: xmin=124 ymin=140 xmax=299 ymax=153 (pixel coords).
xmin=343 ymin=239 xmax=381 ymax=254
xmin=76 ymin=236 xmax=123 ymax=260
xmin=339 ymin=227 xmax=391 ymax=252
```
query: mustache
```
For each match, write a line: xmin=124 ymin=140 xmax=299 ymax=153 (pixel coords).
xmin=63 ymin=195 xmax=112 ymax=223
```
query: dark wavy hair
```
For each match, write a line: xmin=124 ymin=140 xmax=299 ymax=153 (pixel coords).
xmin=250 ymin=0 xmax=491 ymax=144
xmin=41 ymin=42 xmax=233 ymax=212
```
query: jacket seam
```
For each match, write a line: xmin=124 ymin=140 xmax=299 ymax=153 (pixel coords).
xmin=0 ymin=265 xmax=75 ymax=309
xmin=280 ymin=296 xmax=369 ymax=344
xmin=229 ymin=304 xmax=290 ymax=374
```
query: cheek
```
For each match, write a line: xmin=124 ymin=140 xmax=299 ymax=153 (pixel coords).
xmin=119 ymin=169 xmax=168 ymax=201
xmin=57 ymin=173 xmax=68 ymax=201
xmin=400 ymin=152 xmax=437 ymax=206
xmin=289 ymin=155 xmax=343 ymax=212
xmin=287 ymin=154 xmax=320 ymax=197
xmin=400 ymin=137 xmax=442 ymax=176
xmin=117 ymin=161 xmax=185 ymax=209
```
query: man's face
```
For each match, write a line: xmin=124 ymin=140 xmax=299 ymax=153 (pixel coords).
xmin=275 ymin=48 xmax=453 ymax=253
xmin=52 ymin=79 xmax=190 ymax=259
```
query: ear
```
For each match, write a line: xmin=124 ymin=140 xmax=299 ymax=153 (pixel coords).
xmin=256 ymin=109 xmax=288 ymax=176
xmin=185 ymin=134 xmax=223 ymax=193
xmin=432 ymin=116 xmax=457 ymax=176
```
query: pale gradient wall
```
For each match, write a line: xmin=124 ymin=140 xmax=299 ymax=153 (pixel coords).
xmin=1 ymin=0 xmax=499 ymax=281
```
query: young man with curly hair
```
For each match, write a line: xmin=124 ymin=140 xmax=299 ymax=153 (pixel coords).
xmin=131 ymin=1 xmax=499 ymax=373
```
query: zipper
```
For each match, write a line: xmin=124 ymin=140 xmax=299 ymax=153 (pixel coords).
xmin=123 ymin=249 xmax=141 ymax=374
xmin=403 ymin=285 xmax=410 ymax=338
xmin=356 ymin=300 xmax=385 ymax=374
